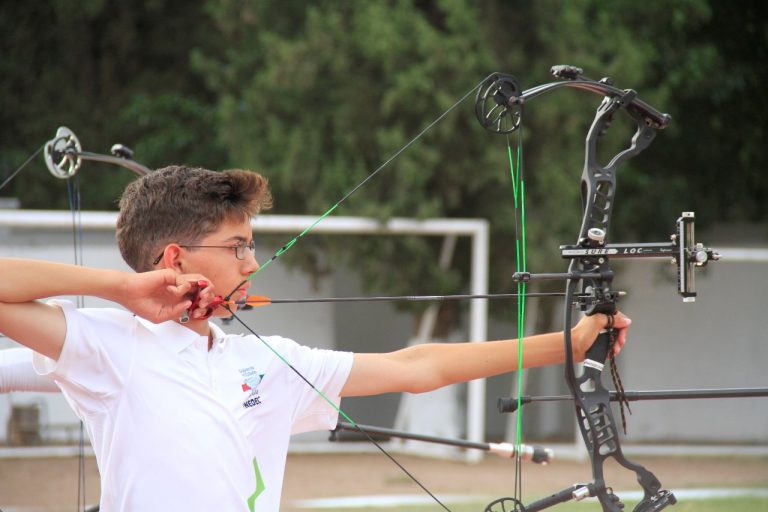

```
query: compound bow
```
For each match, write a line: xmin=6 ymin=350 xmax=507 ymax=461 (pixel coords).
xmin=476 ymin=66 xmax=718 ymax=512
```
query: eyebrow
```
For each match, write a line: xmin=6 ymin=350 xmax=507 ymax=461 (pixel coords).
xmin=220 ymin=235 xmax=249 ymax=244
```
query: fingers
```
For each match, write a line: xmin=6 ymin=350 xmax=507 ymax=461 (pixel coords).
xmin=611 ymin=311 xmax=631 ymax=356
xmin=184 ymin=279 xmax=222 ymax=321
xmin=612 ymin=311 xmax=632 ymax=329
xmin=170 ymin=299 xmax=193 ymax=319
xmin=613 ymin=328 xmax=626 ymax=355
xmin=163 ymin=272 xmax=206 ymax=298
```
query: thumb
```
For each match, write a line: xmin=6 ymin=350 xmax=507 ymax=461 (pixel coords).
xmin=170 ymin=299 xmax=192 ymax=318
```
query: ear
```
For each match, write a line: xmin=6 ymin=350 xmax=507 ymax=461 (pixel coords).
xmin=158 ymin=244 xmax=186 ymax=272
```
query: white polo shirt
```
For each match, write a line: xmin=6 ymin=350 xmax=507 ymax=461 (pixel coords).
xmin=33 ymin=300 xmax=353 ymax=512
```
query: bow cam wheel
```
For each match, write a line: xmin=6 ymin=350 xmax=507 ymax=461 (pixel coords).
xmin=485 ymin=496 xmax=526 ymax=512
xmin=44 ymin=126 xmax=82 ymax=179
xmin=475 ymin=73 xmax=522 ymax=134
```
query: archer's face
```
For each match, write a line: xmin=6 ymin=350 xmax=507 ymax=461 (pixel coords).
xmin=176 ymin=216 xmax=259 ymax=317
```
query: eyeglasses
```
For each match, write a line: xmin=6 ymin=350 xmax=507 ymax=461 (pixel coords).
xmin=152 ymin=240 xmax=256 ymax=266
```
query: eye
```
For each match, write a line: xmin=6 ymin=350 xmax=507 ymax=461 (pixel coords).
xmin=234 ymin=240 xmax=256 ymax=259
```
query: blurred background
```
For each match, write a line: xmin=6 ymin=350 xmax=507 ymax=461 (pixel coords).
xmin=0 ymin=0 xmax=766 ymax=479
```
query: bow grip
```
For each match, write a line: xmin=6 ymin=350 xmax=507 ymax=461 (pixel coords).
xmin=584 ymin=328 xmax=612 ymax=365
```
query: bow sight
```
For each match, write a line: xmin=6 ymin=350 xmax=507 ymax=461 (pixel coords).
xmin=477 ymin=66 xmax=720 ymax=512
xmin=560 ymin=213 xmax=720 ymax=303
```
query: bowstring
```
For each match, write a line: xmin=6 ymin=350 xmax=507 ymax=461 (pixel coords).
xmin=9 ymin=139 xmax=93 ymax=509
xmin=66 ymin=172 xmax=88 ymax=511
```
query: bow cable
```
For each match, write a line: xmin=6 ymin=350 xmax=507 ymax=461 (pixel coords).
xmin=506 ymin=123 xmax=527 ymax=506
xmin=0 ymin=145 xmax=44 ymax=192
xmin=224 ymin=305 xmax=453 ymax=511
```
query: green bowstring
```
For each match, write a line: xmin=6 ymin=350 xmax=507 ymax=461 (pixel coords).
xmin=507 ymin=130 xmax=526 ymax=503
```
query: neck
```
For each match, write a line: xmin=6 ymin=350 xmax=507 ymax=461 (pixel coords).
xmin=180 ymin=319 xmax=213 ymax=349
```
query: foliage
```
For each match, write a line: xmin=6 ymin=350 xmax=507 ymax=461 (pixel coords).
xmin=195 ymin=0 xmax=525 ymax=320
xmin=0 ymin=0 xmax=226 ymax=209
xmin=1 ymin=0 xmax=765 ymax=328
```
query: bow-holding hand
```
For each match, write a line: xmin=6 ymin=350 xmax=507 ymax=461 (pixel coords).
xmin=571 ymin=311 xmax=631 ymax=361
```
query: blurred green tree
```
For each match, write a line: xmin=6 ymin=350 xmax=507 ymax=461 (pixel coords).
xmin=1 ymin=0 xmax=764 ymax=332
xmin=196 ymin=0 xmax=749 ymax=331
xmin=0 ymin=0 xmax=226 ymax=209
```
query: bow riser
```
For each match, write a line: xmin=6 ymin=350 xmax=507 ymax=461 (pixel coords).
xmin=564 ymin=80 xmax=676 ymax=512
xmin=568 ymin=324 xmax=676 ymax=511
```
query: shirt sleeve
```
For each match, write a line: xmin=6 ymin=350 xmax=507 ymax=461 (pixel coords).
xmin=32 ymin=300 xmax=136 ymax=416
xmin=0 ymin=347 xmax=60 ymax=393
xmin=268 ymin=337 xmax=353 ymax=435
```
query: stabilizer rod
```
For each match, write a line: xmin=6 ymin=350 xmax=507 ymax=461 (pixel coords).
xmin=331 ymin=421 xmax=553 ymax=464
xmin=499 ymin=387 xmax=768 ymax=413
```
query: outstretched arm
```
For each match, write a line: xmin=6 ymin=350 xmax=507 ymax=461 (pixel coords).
xmin=0 ymin=258 xmax=207 ymax=360
xmin=342 ymin=312 xmax=630 ymax=397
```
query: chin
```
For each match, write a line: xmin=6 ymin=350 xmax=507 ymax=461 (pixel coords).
xmin=214 ymin=308 xmax=235 ymax=319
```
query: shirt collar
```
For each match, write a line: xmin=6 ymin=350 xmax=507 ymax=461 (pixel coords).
xmin=210 ymin=322 xmax=226 ymax=346
xmin=136 ymin=317 xmax=224 ymax=353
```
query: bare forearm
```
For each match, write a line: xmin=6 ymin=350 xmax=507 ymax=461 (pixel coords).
xmin=0 ymin=258 xmax=127 ymax=303
xmin=0 ymin=259 xmax=200 ymax=360
xmin=400 ymin=331 xmax=568 ymax=392
xmin=342 ymin=313 xmax=628 ymax=397
xmin=346 ymin=329 xmax=580 ymax=397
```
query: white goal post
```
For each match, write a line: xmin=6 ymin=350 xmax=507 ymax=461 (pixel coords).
xmin=0 ymin=210 xmax=490 ymax=459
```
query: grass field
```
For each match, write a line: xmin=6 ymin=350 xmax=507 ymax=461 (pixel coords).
xmin=321 ymin=498 xmax=767 ymax=511
xmin=291 ymin=491 xmax=768 ymax=511
xmin=355 ymin=497 xmax=766 ymax=511
xmin=1 ymin=451 xmax=766 ymax=511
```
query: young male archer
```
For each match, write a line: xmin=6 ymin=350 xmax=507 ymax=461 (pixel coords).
xmin=0 ymin=165 xmax=630 ymax=511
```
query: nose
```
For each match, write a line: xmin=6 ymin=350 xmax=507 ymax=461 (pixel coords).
xmin=242 ymin=249 xmax=260 ymax=275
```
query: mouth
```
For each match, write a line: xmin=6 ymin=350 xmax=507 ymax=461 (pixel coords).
xmin=234 ymin=288 xmax=250 ymax=305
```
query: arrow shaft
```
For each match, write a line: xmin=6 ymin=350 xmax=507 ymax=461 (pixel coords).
xmin=234 ymin=291 xmax=568 ymax=307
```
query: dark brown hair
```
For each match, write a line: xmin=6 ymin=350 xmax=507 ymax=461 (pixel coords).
xmin=116 ymin=165 xmax=272 ymax=272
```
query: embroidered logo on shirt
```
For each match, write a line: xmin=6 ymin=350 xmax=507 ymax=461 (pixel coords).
xmin=239 ymin=366 xmax=265 ymax=408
